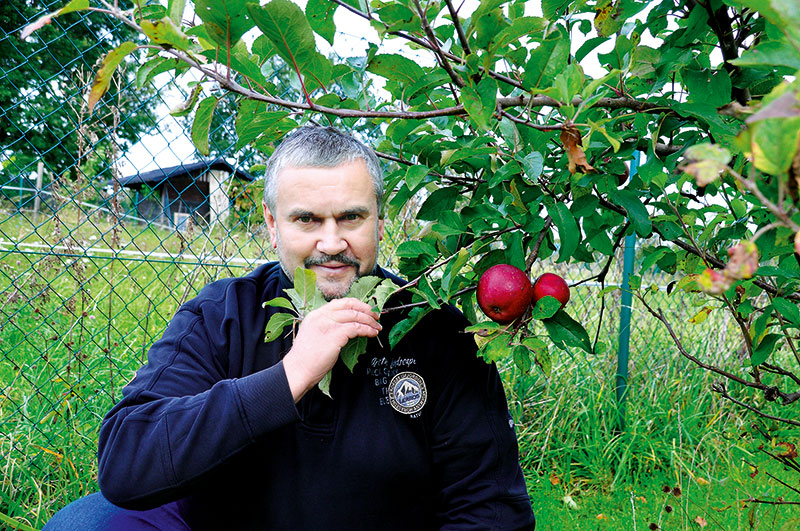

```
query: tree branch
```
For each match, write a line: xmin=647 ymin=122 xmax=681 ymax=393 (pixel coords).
xmin=445 ymin=0 xmax=471 ymax=56
xmin=412 ymin=0 xmax=464 ymax=88
xmin=525 ymin=217 xmax=553 ymax=273
xmin=636 ymin=295 xmax=799 ymax=405
xmin=712 ymin=381 xmax=800 ymax=427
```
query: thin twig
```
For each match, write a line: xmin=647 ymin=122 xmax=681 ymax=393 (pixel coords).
xmin=413 ymin=0 xmax=464 ymax=88
xmin=713 ymin=382 xmax=800 ymax=427
xmin=525 ymin=218 xmax=553 ymax=273
xmin=444 ymin=0 xmax=471 ymax=55
xmin=637 ymin=296 xmax=799 ymax=403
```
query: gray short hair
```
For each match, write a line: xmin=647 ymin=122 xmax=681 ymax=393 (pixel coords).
xmin=263 ymin=126 xmax=384 ymax=216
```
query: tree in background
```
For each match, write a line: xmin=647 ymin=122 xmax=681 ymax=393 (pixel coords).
xmin=0 ymin=0 xmax=157 ymax=181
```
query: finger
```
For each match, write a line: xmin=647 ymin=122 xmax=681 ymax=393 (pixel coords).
xmin=341 ymin=321 xmax=383 ymax=339
xmin=326 ymin=297 xmax=380 ymax=318
xmin=337 ymin=308 xmax=381 ymax=325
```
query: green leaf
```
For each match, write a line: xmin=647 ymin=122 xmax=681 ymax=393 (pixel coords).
xmin=367 ymin=54 xmax=425 ymax=88
xmin=522 ymin=31 xmax=569 ymax=90
xmin=405 ymin=165 xmax=429 ymax=190
xmin=389 ymin=307 xmax=432 ymax=349
xmin=442 ymin=247 xmax=471 ymax=295
xmin=750 ymin=117 xmax=800 ymax=176
xmin=141 ymin=17 xmax=190 ymax=50
xmin=410 ymin=276 xmax=441 ymax=310
xmin=681 ymin=67 xmax=732 ymax=108
xmin=512 ymin=344 xmax=532 ymax=373
xmin=195 ymin=0 xmax=253 ymax=48
xmin=370 ymin=279 xmax=398 ymax=313
xmin=518 ymin=151 xmax=544 ymax=182
xmin=531 ymin=296 xmax=562 ymax=320
xmin=293 ymin=266 xmax=318 ymax=304
xmin=772 ymin=297 xmax=800 ymax=327
xmin=547 ymin=202 xmax=579 ymax=262
xmin=576 ymin=36 xmax=609 ymax=63
xmin=751 ymin=333 xmax=782 ymax=366
xmin=461 ymin=77 xmax=497 ymax=130
xmin=191 ymin=96 xmax=220 ymax=156
xmin=306 ymin=0 xmax=337 ymax=45
xmin=235 ymin=103 xmax=291 ymax=150
xmin=522 ymin=337 xmax=551 ymax=376
xmin=488 ymin=17 xmax=546 ymax=55
xmin=263 ymin=312 xmax=295 ymax=342
xmin=478 ymin=334 xmax=512 ymax=363
xmin=168 ymin=0 xmax=187 ymax=25
xmin=249 ymin=0 xmax=332 ymax=92
xmin=170 ymin=84 xmax=203 ymax=117
xmin=542 ymin=0 xmax=570 ymax=19
xmin=318 ymin=370 xmax=332 ymax=398
xmin=262 ymin=296 xmax=295 ymax=311
xmin=417 ymin=187 xmax=460 ymax=221
xmin=731 ymin=39 xmax=800 ymax=71
xmin=347 ymin=275 xmax=382 ymax=302
xmin=615 ymin=190 xmax=652 ymax=237
xmin=87 ymin=41 xmax=138 ymax=113
xmin=396 ymin=240 xmax=437 ymax=259
xmin=341 ymin=336 xmax=367 ymax=372
xmin=543 ymin=310 xmax=593 ymax=353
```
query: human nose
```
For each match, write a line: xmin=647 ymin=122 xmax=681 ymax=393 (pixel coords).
xmin=316 ymin=220 xmax=348 ymax=256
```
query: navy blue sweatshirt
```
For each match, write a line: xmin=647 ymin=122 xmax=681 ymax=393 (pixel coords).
xmin=98 ymin=262 xmax=535 ymax=529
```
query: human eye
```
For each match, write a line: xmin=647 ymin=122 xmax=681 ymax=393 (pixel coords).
xmin=293 ymin=214 xmax=317 ymax=225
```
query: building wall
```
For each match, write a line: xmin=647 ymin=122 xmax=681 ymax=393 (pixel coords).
xmin=207 ymin=169 xmax=230 ymax=226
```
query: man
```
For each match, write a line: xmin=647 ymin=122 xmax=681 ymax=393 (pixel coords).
xmin=45 ymin=126 xmax=535 ymax=530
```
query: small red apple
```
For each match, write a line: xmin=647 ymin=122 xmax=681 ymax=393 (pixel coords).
xmin=476 ymin=264 xmax=534 ymax=324
xmin=532 ymin=272 xmax=570 ymax=309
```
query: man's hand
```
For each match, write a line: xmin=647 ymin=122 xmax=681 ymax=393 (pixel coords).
xmin=282 ymin=298 xmax=382 ymax=402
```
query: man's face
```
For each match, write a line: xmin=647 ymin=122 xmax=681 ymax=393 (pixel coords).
xmin=264 ymin=159 xmax=384 ymax=300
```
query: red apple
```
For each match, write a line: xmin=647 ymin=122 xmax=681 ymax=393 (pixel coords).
xmin=532 ymin=272 xmax=570 ymax=309
xmin=476 ymin=264 xmax=534 ymax=324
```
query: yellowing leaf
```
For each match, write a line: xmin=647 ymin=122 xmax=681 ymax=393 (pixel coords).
xmin=20 ymin=0 xmax=89 ymax=40
xmin=141 ymin=17 xmax=190 ymax=50
xmin=88 ymin=42 xmax=139 ymax=113
xmin=696 ymin=477 xmax=710 ymax=486
xmin=681 ymin=143 xmax=731 ymax=186
xmin=689 ymin=307 xmax=713 ymax=324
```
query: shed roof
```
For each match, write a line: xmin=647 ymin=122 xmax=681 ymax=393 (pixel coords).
xmin=113 ymin=159 xmax=256 ymax=188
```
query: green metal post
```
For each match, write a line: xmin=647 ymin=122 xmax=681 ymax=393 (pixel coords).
xmin=616 ymin=152 xmax=641 ymax=428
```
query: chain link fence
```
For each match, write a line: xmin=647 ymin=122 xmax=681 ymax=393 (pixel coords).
xmin=0 ymin=3 xmax=749 ymax=528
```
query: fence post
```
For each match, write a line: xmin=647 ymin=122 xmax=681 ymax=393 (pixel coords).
xmin=616 ymin=151 xmax=641 ymax=428
xmin=33 ymin=161 xmax=44 ymax=223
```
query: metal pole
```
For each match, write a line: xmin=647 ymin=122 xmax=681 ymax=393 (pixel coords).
xmin=616 ymin=152 xmax=641 ymax=428
xmin=33 ymin=161 xmax=44 ymax=223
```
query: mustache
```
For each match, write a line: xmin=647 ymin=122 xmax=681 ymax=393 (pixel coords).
xmin=304 ymin=253 xmax=361 ymax=269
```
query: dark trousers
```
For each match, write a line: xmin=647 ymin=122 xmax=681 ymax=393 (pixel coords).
xmin=43 ymin=492 xmax=189 ymax=530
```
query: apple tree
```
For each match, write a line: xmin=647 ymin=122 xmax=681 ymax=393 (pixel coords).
xmin=24 ymin=0 xmax=800 ymax=441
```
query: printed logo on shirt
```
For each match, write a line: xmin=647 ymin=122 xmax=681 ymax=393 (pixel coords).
xmin=388 ymin=371 xmax=427 ymax=415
